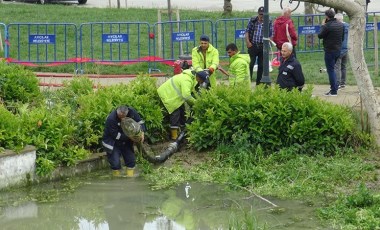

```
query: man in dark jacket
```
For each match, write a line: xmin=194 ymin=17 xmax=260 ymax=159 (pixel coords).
xmin=318 ymin=9 xmax=344 ymax=96
xmin=276 ymin=42 xmax=304 ymax=91
xmin=102 ymin=105 xmax=146 ymax=177
xmin=245 ymin=6 xmax=272 ymax=85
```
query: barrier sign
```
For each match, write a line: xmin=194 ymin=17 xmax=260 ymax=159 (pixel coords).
xmin=235 ymin=29 xmax=246 ymax=39
xmin=172 ymin=32 xmax=195 ymax=42
xmin=102 ymin=34 xmax=129 ymax=43
xmin=298 ymin=26 xmax=320 ymax=35
xmin=366 ymin=22 xmax=380 ymax=31
xmin=29 ymin=35 xmax=56 ymax=44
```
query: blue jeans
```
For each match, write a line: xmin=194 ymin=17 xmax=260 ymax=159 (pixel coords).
xmin=324 ymin=50 xmax=340 ymax=94
xmin=106 ymin=140 xmax=135 ymax=170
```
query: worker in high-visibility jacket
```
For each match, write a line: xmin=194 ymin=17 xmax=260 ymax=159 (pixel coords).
xmin=191 ymin=34 xmax=219 ymax=88
xmin=225 ymin=43 xmax=251 ymax=90
xmin=157 ymin=69 xmax=209 ymax=140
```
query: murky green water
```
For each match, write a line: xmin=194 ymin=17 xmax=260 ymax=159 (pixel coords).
xmin=0 ymin=170 xmax=330 ymax=229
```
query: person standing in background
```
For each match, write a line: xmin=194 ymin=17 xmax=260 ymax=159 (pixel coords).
xmin=273 ymin=7 xmax=298 ymax=57
xmin=334 ymin=13 xmax=349 ymax=89
xmin=245 ymin=6 xmax=272 ymax=85
xmin=318 ymin=9 xmax=344 ymax=96
xmin=276 ymin=42 xmax=305 ymax=91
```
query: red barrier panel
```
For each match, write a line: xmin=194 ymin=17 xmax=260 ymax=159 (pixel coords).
xmin=6 ymin=56 xmax=175 ymax=67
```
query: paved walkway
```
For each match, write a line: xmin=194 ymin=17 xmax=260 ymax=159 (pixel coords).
xmin=311 ymin=84 xmax=363 ymax=108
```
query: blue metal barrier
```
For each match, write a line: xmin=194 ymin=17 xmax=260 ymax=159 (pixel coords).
xmin=151 ymin=19 xmax=213 ymax=62
xmin=365 ymin=12 xmax=380 ymax=50
xmin=3 ymin=12 xmax=380 ymax=73
xmin=214 ymin=18 xmax=250 ymax=58
xmin=79 ymin=22 xmax=151 ymax=73
xmin=291 ymin=12 xmax=380 ymax=53
xmin=6 ymin=23 xmax=77 ymax=69
xmin=291 ymin=14 xmax=325 ymax=53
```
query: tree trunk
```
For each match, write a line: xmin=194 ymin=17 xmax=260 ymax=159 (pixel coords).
xmin=223 ymin=0 xmax=232 ymax=16
xmin=304 ymin=2 xmax=315 ymax=47
xmin=347 ymin=7 xmax=380 ymax=146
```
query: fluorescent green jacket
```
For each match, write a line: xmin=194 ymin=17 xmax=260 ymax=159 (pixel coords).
xmin=191 ymin=43 xmax=219 ymax=88
xmin=157 ymin=69 xmax=197 ymax=114
xmin=228 ymin=52 xmax=251 ymax=89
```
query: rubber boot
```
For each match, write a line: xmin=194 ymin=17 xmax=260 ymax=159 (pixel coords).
xmin=125 ymin=167 xmax=135 ymax=177
xmin=112 ymin=170 xmax=121 ymax=177
xmin=170 ymin=126 xmax=179 ymax=140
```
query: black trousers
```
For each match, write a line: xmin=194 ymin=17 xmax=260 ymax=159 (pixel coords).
xmin=170 ymin=104 xmax=186 ymax=128
xmin=248 ymin=43 xmax=264 ymax=85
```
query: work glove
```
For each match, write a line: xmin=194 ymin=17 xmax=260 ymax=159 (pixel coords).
xmin=208 ymin=67 xmax=214 ymax=74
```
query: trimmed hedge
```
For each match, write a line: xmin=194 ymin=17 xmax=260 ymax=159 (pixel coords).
xmin=0 ymin=62 xmax=42 ymax=106
xmin=187 ymin=85 xmax=371 ymax=155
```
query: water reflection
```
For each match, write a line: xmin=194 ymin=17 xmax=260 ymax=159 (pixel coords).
xmin=144 ymin=216 xmax=185 ymax=230
xmin=0 ymin=170 xmax=328 ymax=229
xmin=2 ymin=202 xmax=38 ymax=220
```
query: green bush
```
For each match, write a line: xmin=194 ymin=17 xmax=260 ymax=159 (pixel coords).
xmin=55 ymin=76 xmax=95 ymax=109
xmin=17 ymin=102 xmax=84 ymax=174
xmin=188 ymin=85 xmax=372 ymax=155
xmin=0 ymin=71 xmax=374 ymax=178
xmin=25 ymin=74 xmax=164 ymax=174
xmin=0 ymin=104 xmax=24 ymax=151
xmin=75 ymin=74 xmax=165 ymax=148
xmin=0 ymin=61 xmax=42 ymax=106
xmin=19 ymin=103 xmax=76 ymax=151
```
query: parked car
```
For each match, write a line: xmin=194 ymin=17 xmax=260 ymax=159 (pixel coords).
xmin=42 ymin=0 xmax=87 ymax=4
xmin=4 ymin=0 xmax=87 ymax=4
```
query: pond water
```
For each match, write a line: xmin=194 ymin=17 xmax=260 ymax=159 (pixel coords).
xmin=0 ymin=170 xmax=330 ymax=229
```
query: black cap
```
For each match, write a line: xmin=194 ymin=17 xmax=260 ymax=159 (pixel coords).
xmin=325 ymin=9 xmax=335 ymax=19
xmin=196 ymin=71 xmax=209 ymax=81
xmin=200 ymin=34 xmax=210 ymax=42
xmin=258 ymin=6 xmax=264 ymax=14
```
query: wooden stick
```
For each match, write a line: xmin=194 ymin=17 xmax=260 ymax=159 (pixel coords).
xmin=217 ymin=65 xmax=230 ymax=77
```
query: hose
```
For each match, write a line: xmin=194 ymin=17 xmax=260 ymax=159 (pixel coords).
xmin=137 ymin=129 xmax=187 ymax=164
xmin=119 ymin=107 xmax=192 ymax=164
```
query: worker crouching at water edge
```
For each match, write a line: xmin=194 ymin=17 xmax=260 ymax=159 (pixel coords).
xmin=102 ymin=105 xmax=146 ymax=177
xmin=157 ymin=69 xmax=209 ymax=140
